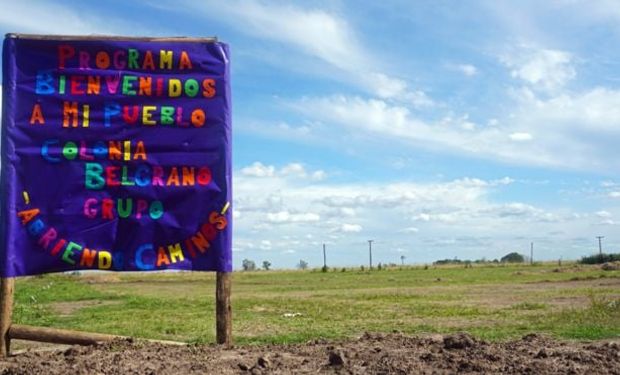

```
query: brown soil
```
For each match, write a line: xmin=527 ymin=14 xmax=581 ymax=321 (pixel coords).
xmin=1 ymin=333 xmax=619 ymax=374
xmin=48 ymin=300 xmax=122 ymax=317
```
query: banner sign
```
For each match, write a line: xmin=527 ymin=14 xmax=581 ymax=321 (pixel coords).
xmin=1 ymin=35 xmax=232 ymax=276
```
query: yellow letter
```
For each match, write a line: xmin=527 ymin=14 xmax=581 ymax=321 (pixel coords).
xmin=142 ymin=106 xmax=156 ymax=125
xmin=168 ymin=243 xmax=185 ymax=263
xmin=98 ymin=251 xmax=112 ymax=269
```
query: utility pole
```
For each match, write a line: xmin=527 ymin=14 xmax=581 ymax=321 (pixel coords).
xmin=530 ymin=242 xmax=534 ymax=265
xmin=368 ymin=240 xmax=374 ymax=270
xmin=596 ymin=236 xmax=604 ymax=258
xmin=322 ymin=243 xmax=327 ymax=269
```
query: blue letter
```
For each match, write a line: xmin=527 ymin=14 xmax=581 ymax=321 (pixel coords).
xmin=41 ymin=139 xmax=60 ymax=163
xmin=135 ymin=244 xmax=155 ymax=270
xmin=103 ymin=102 xmax=120 ymax=127
xmin=35 ymin=70 xmax=55 ymax=95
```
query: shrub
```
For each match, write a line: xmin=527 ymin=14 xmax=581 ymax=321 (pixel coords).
xmin=579 ymin=253 xmax=620 ymax=264
xmin=500 ymin=252 xmax=525 ymax=263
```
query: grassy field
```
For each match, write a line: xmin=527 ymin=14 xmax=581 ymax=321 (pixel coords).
xmin=11 ymin=263 xmax=620 ymax=345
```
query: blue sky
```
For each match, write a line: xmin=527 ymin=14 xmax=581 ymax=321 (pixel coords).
xmin=2 ymin=0 xmax=620 ymax=269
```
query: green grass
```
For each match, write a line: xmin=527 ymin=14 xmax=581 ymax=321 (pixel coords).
xmin=11 ymin=263 xmax=620 ymax=345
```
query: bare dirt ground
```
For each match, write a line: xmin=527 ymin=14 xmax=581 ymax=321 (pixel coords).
xmin=0 ymin=332 xmax=618 ymax=374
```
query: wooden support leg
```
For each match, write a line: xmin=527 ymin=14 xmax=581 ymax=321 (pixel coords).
xmin=216 ymin=272 xmax=232 ymax=347
xmin=0 ymin=277 xmax=15 ymax=357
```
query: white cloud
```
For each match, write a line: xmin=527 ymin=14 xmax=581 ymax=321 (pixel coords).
xmin=184 ymin=1 xmax=430 ymax=104
xmin=595 ymin=210 xmax=617 ymax=225
xmin=311 ymin=170 xmax=326 ymax=181
xmin=266 ymin=211 xmax=321 ymax=224
xmin=280 ymin=163 xmax=317 ymax=178
xmin=292 ymin=95 xmax=531 ymax=166
xmin=501 ymin=45 xmax=576 ymax=91
xmin=280 ymin=163 xmax=305 ymax=175
xmin=493 ymin=177 xmax=515 ymax=186
xmin=232 ymin=161 xmax=603 ymax=265
xmin=609 ymin=192 xmax=620 ymax=198
xmin=488 ymin=119 xmax=499 ymax=126
xmin=369 ymin=73 xmax=408 ymax=99
xmin=241 ymin=162 xmax=275 ymax=177
xmin=460 ymin=64 xmax=478 ymax=76
xmin=260 ymin=240 xmax=272 ymax=250
xmin=595 ymin=210 xmax=612 ymax=218
xmin=290 ymin=91 xmax=620 ymax=172
xmin=0 ymin=1 xmax=152 ymax=35
xmin=413 ymin=213 xmax=431 ymax=222
xmin=455 ymin=64 xmax=478 ymax=76
xmin=198 ymin=1 xmax=366 ymax=72
xmin=365 ymin=73 xmax=434 ymax=107
xmin=509 ymin=132 xmax=533 ymax=141
xmin=240 ymin=162 xmax=327 ymax=182
xmin=341 ymin=224 xmax=362 ymax=233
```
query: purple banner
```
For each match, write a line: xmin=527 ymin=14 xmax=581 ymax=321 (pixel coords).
xmin=1 ymin=35 xmax=232 ymax=277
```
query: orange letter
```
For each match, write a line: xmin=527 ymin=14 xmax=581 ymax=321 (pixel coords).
xmin=80 ymin=248 xmax=98 ymax=267
xmin=17 ymin=208 xmax=40 ymax=225
xmin=202 ymin=78 xmax=216 ymax=98
xmin=29 ymin=104 xmax=45 ymax=125
xmin=62 ymin=101 xmax=78 ymax=127
xmin=156 ymin=247 xmax=171 ymax=266
xmin=179 ymin=51 xmax=193 ymax=70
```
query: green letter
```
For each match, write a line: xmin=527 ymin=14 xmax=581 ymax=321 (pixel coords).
xmin=85 ymin=162 xmax=105 ymax=190
xmin=127 ymin=49 xmax=139 ymax=69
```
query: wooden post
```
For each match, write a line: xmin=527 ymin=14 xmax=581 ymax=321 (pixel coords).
xmin=0 ymin=277 xmax=15 ymax=357
xmin=216 ymin=271 xmax=232 ymax=347
xmin=9 ymin=324 xmax=118 ymax=345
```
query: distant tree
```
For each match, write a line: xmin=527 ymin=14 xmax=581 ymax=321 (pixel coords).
xmin=242 ymin=259 xmax=256 ymax=271
xmin=400 ymin=255 xmax=406 ymax=266
xmin=321 ymin=265 xmax=329 ymax=273
xmin=297 ymin=259 xmax=308 ymax=270
xmin=580 ymin=253 xmax=620 ymax=264
xmin=262 ymin=260 xmax=271 ymax=271
xmin=434 ymin=258 xmax=463 ymax=265
xmin=501 ymin=252 xmax=525 ymax=263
